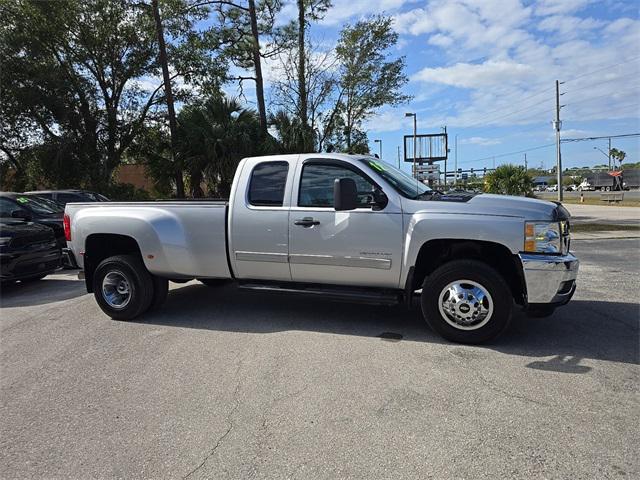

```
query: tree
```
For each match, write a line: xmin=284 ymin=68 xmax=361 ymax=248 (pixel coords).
xmin=610 ymin=148 xmax=626 ymax=168
xmin=0 ymin=0 xmax=223 ymax=191
xmin=483 ymin=165 xmax=534 ymax=196
xmin=270 ymin=39 xmax=336 ymax=152
xmin=331 ymin=15 xmax=410 ymax=153
xmin=151 ymin=0 xmax=184 ymax=197
xmin=176 ymin=96 xmax=263 ymax=197
xmin=214 ymin=0 xmax=288 ymax=136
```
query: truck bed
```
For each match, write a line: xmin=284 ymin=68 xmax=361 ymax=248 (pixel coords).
xmin=65 ymin=201 xmax=232 ymax=279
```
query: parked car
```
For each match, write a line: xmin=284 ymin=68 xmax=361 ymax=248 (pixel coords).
xmin=65 ymin=154 xmax=579 ymax=345
xmin=24 ymin=189 xmax=109 ymax=206
xmin=0 ymin=193 xmax=76 ymax=267
xmin=0 ymin=218 xmax=62 ymax=284
xmin=546 ymin=184 xmax=558 ymax=192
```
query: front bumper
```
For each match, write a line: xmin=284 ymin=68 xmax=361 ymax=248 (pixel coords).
xmin=0 ymin=249 xmax=63 ymax=281
xmin=519 ymin=252 xmax=579 ymax=306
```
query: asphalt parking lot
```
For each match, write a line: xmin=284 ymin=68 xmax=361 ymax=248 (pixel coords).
xmin=1 ymin=238 xmax=638 ymax=479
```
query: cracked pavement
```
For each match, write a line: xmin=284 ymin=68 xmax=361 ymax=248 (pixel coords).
xmin=1 ymin=238 xmax=638 ymax=479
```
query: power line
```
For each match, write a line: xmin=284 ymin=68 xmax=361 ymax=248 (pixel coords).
xmin=454 ymin=57 xmax=640 ymax=131
xmin=458 ymin=133 xmax=640 ymax=165
xmin=459 ymin=143 xmax=556 ymax=165
xmin=561 ymin=133 xmax=640 ymax=143
xmin=564 ymin=71 xmax=639 ymax=94
xmin=563 ymin=55 xmax=640 ymax=84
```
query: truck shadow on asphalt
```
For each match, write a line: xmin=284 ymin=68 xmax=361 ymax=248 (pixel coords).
xmin=0 ymin=274 xmax=86 ymax=308
xmin=135 ymin=283 xmax=639 ymax=369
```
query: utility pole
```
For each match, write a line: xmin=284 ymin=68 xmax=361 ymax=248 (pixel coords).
xmin=554 ymin=79 xmax=564 ymax=202
xmin=608 ymin=137 xmax=611 ymax=170
xmin=454 ymin=134 xmax=458 ymax=185
xmin=524 ymin=153 xmax=527 ymax=172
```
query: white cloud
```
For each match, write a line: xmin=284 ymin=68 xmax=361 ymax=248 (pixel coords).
xmin=413 ymin=61 xmax=533 ymax=88
xmin=537 ymin=15 xmax=604 ymax=38
xmin=534 ymin=0 xmax=593 ymax=16
xmin=461 ymin=136 xmax=502 ymax=146
xmin=397 ymin=1 xmax=640 ymax=128
xmin=321 ymin=0 xmax=411 ymax=26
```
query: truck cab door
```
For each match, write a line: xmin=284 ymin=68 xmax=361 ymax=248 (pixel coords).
xmin=228 ymin=157 xmax=294 ymax=281
xmin=288 ymin=159 xmax=403 ymax=288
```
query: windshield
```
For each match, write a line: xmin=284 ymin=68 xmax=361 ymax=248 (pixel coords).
xmin=17 ymin=195 xmax=64 ymax=214
xmin=358 ymin=157 xmax=431 ymax=199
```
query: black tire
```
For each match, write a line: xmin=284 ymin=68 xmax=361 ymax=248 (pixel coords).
xmin=149 ymin=275 xmax=169 ymax=310
xmin=421 ymin=259 xmax=513 ymax=344
xmin=198 ymin=278 xmax=231 ymax=287
xmin=93 ymin=255 xmax=154 ymax=320
xmin=526 ymin=306 xmax=556 ymax=318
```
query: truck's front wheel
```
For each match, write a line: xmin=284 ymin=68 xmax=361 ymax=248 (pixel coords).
xmin=93 ymin=255 xmax=154 ymax=320
xmin=421 ymin=260 xmax=513 ymax=344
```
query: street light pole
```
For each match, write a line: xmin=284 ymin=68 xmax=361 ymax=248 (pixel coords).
xmin=405 ymin=113 xmax=417 ymax=179
xmin=374 ymin=139 xmax=382 ymax=160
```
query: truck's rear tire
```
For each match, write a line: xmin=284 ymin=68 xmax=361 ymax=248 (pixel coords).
xmin=420 ymin=260 xmax=513 ymax=344
xmin=93 ymin=255 xmax=154 ymax=320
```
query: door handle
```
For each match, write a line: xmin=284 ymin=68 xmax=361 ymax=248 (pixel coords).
xmin=294 ymin=217 xmax=320 ymax=227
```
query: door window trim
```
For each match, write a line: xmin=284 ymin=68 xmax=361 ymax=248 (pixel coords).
xmin=246 ymin=160 xmax=290 ymax=209
xmin=296 ymin=158 xmax=385 ymax=210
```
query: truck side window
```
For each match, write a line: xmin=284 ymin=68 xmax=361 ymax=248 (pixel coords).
xmin=298 ymin=164 xmax=374 ymax=208
xmin=248 ymin=161 xmax=289 ymax=206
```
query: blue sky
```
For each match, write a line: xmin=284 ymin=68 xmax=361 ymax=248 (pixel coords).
xmin=226 ymin=0 xmax=640 ymax=174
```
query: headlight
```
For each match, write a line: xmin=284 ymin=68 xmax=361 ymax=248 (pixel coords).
xmin=524 ymin=222 xmax=561 ymax=253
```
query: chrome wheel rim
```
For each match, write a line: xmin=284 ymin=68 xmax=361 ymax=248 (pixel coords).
xmin=437 ymin=279 xmax=494 ymax=331
xmin=102 ymin=270 xmax=132 ymax=309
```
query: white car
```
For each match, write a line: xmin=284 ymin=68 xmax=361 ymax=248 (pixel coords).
xmin=546 ymin=185 xmax=558 ymax=192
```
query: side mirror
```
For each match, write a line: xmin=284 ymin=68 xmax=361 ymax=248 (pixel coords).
xmin=334 ymin=178 xmax=358 ymax=211
xmin=11 ymin=210 xmax=31 ymax=221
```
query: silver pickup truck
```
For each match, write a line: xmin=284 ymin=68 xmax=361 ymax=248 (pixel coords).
xmin=65 ymin=153 xmax=579 ymax=343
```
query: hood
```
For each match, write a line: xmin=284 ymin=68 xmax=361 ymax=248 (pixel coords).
xmin=404 ymin=193 xmax=562 ymax=221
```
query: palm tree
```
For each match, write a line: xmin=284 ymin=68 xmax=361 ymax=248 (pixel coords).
xmin=484 ymin=164 xmax=534 ymax=196
xmin=269 ymin=110 xmax=316 ymax=154
xmin=178 ymin=97 xmax=262 ymax=197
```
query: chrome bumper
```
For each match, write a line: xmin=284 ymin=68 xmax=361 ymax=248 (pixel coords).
xmin=519 ymin=252 xmax=579 ymax=305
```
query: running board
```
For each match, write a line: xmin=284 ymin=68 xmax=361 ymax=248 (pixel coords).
xmin=237 ymin=281 xmax=402 ymax=306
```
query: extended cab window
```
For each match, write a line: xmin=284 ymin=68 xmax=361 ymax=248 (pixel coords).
xmin=248 ymin=161 xmax=289 ymax=206
xmin=298 ymin=163 xmax=375 ymax=208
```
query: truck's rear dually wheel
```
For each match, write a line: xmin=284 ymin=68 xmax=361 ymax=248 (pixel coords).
xmin=93 ymin=255 xmax=154 ymax=320
xmin=421 ymin=260 xmax=513 ymax=344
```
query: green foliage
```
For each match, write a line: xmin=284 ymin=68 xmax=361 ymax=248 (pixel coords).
xmin=330 ymin=15 xmax=411 ymax=153
xmin=177 ymin=96 xmax=265 ymax=197
xmin=269 ymin=110 xmax=316 ymax=153
xmin=610 ymin=148 xmax=626 ymax=165
xmin=483 ymin=164 xmax=534 ymax=196
xmin=0 ymin=0 xmax=224 ymax=191
xmin=103 ymin=183 xmax=152 ymax=201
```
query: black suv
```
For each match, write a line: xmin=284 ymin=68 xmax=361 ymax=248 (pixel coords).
xmin=24 ymin=189 xmax=109 ymax=206
xmin=0 ymin=218 xmax=62 ymax=284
